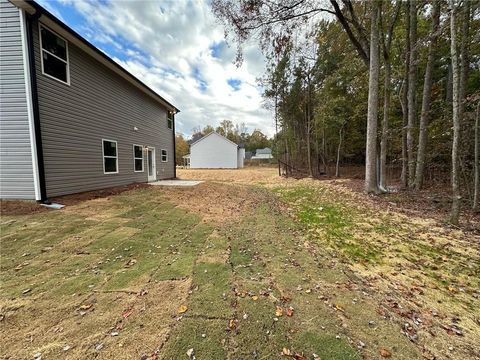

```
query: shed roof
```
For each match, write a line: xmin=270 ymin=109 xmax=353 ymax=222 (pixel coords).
xmin=190 ymin=131 xmax=239 ymax=148
xmin=255 ymin=147 xmax=272 ymax=155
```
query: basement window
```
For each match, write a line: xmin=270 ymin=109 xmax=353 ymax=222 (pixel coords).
xmin=133 ymin=144 xmax=144 ymax=172
xmin=103 ymin=139 xmax=118 ymax=174
xmin=39 ymin=25 xmax=70 ymax=84
xmin=161 ymin=149 xmax=168 ymax=162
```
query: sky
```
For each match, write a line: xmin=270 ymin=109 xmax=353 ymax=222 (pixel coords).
xmin=37 ymin=0 xmax=274 ymax=138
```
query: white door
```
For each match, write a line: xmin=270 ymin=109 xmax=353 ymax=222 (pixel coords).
xmin=147 ymin=148 xmax=156 ymax=182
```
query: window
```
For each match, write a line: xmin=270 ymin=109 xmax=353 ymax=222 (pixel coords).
xmin=133 ymin=145 xmax=144 ymax=172
xmin=167 ymin=112 xmax=173 ymax=130
xmin=39 ymin=25 xmax=69 ymax=84
xmin=161 ymin=149 xmax=168 ymax=162
xmin=103 ymin=140 xmax=118 ymax=174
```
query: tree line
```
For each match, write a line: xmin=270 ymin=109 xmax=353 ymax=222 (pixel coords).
xmin=212 ymin=0 xmax=479 ymax=224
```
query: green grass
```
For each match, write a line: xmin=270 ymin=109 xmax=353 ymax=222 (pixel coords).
xmin=0 ymin=185 xmax=420 ymax=359
xmin=273 ymin=186 xmax=381 ymax=262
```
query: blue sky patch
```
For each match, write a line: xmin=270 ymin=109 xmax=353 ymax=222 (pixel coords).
xmin=227 ymin=79 xmax=242 ymax=91
xmin=210 ymin=41 xmax=226 ymax=59
xmin=192 ymin=66 xmax=208 ymax=91
xmin=37 ymin=0 xmax=150 ymax=67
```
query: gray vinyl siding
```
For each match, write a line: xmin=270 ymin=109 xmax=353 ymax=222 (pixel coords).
xmin=0 ymin=0 xmax=36 ymax=199
xmin=32 ymin=21 xmax=175 ymax=197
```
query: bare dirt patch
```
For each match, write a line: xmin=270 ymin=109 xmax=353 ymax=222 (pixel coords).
xmin=1 ymin=199 xmax=49 ymax=216
xmin=177 ymin=167 xmax=281 ymax=185
xmin=161 ymin=181 xmax=260 ymax=223
xmin=1 ymin=183 xmax=151 ymax=216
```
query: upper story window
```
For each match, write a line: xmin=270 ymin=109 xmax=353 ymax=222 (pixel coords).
xmin=167 ymin=112 xmax=174 ymax=130
xmin=39 ymin=25 xmax=70 ymax=85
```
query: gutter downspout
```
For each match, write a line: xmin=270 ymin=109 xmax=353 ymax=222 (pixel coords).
xmin=172 ymin=113 xmax=177 ymax=179
xmin=26 ymin=10 xmax=49 ymax=203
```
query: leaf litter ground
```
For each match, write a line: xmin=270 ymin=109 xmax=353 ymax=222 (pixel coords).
xmin=0 ymin=168 xmax=478 ymax=359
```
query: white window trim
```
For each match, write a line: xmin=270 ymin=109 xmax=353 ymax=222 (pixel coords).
xmin=39 ymin=23 xmax=70 ymax=86
xmin=161 ymin=149 xmax=168 ymax=162
xmin=102 ymin=139 xmax=118 ymax=174
xmin=167 ymin=118 xmax=173 ymax=130
xmin=133 ymin=144 xmax=144 ymax=172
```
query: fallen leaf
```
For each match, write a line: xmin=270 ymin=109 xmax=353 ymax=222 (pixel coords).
xmin=282 ymin=347 xmax=292 ymax=356
xmin=124 ymin=259 xmax=137 ymax=268
xmin=252 ymin=295 xmax=259 ymax=301
xmin=275 ymin=306 xmax=284 ymax=317
xmin=379 ymin=348 xmax=392 ymax=358
xmin=228 ymin=319 xmax=237 ymax=330
xmin=122 ymin=310 xmax=132 ymax=318
xmin=178 ymin=305 xmax=188 ymax=314
xmin=287 ymin=306 xmax=294 ymax=317
xmin=334 ymin=304 xmax=345 ymax=312
xmin=79 ymin=304 xmax=93 ymax=310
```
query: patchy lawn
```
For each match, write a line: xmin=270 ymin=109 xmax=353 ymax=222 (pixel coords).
xmin=0 ymin=168 xmax=478 ymax=359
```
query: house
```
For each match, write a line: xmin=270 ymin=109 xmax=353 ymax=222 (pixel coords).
xmin=0 ymin=0 xmax=179 ymax=202
xmin=189 ymin=132 xmax=244 ymax=169
xmin=182 ymin=154 xmax=190 ymax=168
xmin=251 ymin=147 xmax=273 ymax=160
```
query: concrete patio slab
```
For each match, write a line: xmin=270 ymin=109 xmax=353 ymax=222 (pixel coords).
xmin=150 ymin=180 xmax=204 ymax=187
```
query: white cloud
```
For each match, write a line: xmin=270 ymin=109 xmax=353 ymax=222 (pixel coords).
xmin=56 ymin=0 xmax=274 ymax=137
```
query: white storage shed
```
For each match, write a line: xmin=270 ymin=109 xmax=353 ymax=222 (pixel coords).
xmin=190 ymin=132 xmax=244 ymax=169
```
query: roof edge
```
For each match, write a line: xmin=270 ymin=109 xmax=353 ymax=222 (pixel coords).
xmin=190 ymin=131 xmax=239 ymax=148
xmin=12 ymin=0 xmax=180 ymax=113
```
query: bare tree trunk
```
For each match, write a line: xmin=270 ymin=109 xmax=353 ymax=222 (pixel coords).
xmin=458 ymin=0 xmax=470 ymax=122
xmin=322 ymin=123 xmax=327 ymax=174
xmin=379 ymin=0 xmax=400 ymax=191
xmin=365 ymin=0 xmax=380 ymax=193
xmin=449 ymin=0 xmax=461 ymax=224
xmin=415 ymin=1 xmax=440 ymax=190
xmin=275 ymin=92 xmax=281 ymax=176
xmin=306 ymin=79 xmax=313 ymax=177
xmin=380 ymin=61 xmax=390 ymax=190
xmin=474 ymin=101 xmax=479 ymax=212
xmin=407 ymin=0 xmax=417 ymax=187
xmin=400 ymin=1 xmax=410 ymax=188
xmin=306 ymin=121 xmax=313 ymax=177
xmin=336 ymin=122 xmax=345 ymax=177
xmin=400 ymin=80 xmax=408 ymax=187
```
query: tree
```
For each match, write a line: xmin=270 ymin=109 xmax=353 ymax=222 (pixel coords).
xmin=449 ymin=0 xmax=461 ymax=224
xmin=365 ymin=0 xmax=380 ymax=193
xmin=379 ymin=0 xmax=401 ymax=190
xmin=407 ymin=0 xmax=418 ymax=187
xmin=474 ymin=100 xmax=479 ymax=212
xmin=216 ymin=119 xmax=235 ymax=137
xmin=415 ymin=0 xmax=441 ymax=190
xmin=175 ymin=133 xmax=190 ymax=165
xmin=248 ymin=129 xmax=270 ymax=152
